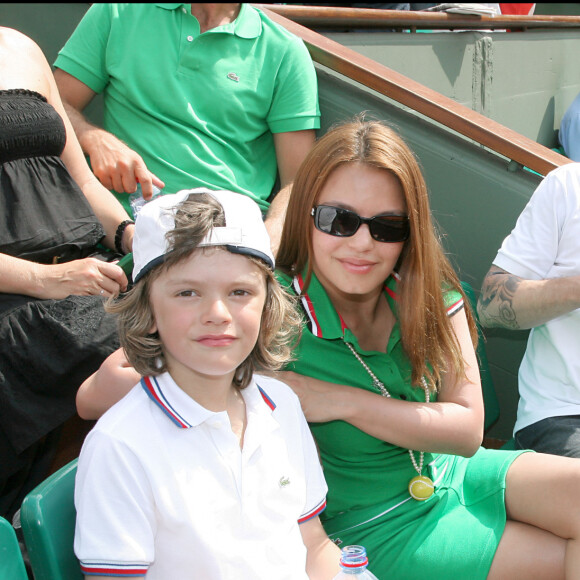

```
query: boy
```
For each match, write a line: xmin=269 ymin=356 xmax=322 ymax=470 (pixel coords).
xmin=73 ymin=189 xmax=339 ymax=579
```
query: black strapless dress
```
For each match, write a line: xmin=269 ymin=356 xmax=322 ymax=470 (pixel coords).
xmin=0 ymin=89 xmax=119 ymax=518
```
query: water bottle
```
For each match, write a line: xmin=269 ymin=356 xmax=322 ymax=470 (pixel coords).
xmin=332 ymin=545 xmax=379 ymax=578
xmin=129 ymin=183 xmax=162 ymax=217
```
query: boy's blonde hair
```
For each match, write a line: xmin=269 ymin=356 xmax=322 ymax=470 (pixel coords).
xmin=108 ymin=193 xmax=301 ymax=387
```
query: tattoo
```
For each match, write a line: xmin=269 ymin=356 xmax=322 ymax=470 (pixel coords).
xmin=478 ymin=267 xmax=522 ymax=329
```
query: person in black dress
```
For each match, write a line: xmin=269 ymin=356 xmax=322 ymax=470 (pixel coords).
xmin=0 ymin=26 xmax=135 ymax=520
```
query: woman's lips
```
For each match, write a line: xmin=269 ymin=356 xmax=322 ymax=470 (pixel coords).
xmin=339 ymin=258 xmax=376 ymax=274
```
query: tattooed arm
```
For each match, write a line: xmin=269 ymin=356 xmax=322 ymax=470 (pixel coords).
xmin=477 ymin=265 xmax=580 ymax=330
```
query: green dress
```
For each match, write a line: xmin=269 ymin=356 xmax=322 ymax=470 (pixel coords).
xmin=278 ymin=270 xmax=528 ymax=580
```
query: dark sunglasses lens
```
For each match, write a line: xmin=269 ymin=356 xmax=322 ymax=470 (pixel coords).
xmin=370 ymin=216 xmax=410 ymax=242
xmin=317 ymin=207 xmax=359 ymax=236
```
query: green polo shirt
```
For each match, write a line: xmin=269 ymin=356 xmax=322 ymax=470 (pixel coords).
xmin=55 ymin=3 xmax=320 ymax=215
xmin=277 ymin=269 xmax=463 ymax=519
xmin=278 ymin=269 xmax=529 ymax=580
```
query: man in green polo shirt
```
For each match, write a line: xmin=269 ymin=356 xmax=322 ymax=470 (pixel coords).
xmin=53 ymin=3 xmax=320 ymax=251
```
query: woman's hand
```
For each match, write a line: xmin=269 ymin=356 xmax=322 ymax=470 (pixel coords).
xmin=274 ymin=371 xmax=347 ymax=423
xmin=35 ymin=257 xmax=128 ymax=300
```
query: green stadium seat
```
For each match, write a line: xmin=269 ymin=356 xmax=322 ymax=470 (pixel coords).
xmin=461 ymin=281 xmax=500 ymax=432
xmin=20 ymin=459 xmax=82 ymax=580
xmin=0 ymin=515 xmax=28 ymax=580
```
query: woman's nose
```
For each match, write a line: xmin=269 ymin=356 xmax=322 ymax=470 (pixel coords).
xmin=348 ymin=223 xmax=375 ymax=249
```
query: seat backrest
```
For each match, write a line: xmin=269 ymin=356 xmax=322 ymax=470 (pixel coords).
xmin=20 ymin=458 xmax=82 ymax=580
xmin=0 ymin=515 xmax=28 ymax=580
xmin=461 ymin=281 xmax=500 ymax=432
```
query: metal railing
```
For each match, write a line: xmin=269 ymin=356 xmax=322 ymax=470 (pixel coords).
xmin=254 ymin=4 xmax=572 ymax=176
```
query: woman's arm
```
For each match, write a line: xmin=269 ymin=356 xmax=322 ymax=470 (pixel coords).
xmin=76 ymin=348 xmax=141 ymax=419
xmin=0 ymin=252 xmax=128 ymax=298
xmin=44 ymin=54 xmax=135 ymax=252
xmin=279 ymin=309 xmax=484 ymax=457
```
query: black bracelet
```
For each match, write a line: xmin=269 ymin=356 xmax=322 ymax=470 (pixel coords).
xmin=114 ymin=220 xmax=134 ymax=255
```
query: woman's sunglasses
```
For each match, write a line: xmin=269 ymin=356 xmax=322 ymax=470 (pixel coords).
xmin=311 ymin=205 xmax=410 ymax=243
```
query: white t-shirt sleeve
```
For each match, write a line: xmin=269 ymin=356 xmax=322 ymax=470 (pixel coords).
xmin=560 ymin=94 xmax=580 ymax=162
xmin=493 ymin=167 xmax=576 ymax=280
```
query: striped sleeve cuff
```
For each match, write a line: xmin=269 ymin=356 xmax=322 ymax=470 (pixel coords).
xmin=447 ymin=297 xmax=464 ymax=317
xmin=80 ymin=562 xmax=149 ymax=577
xmin=298 ymin=497 xmax=327 ymax=524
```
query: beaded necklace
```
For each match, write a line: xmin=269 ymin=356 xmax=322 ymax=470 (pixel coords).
xmin=342 ymin=338 xmax=434 ymax=501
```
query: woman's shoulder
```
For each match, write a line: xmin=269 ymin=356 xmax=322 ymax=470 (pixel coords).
xmin=443 ymin=285 xmax=464 ymax=315
xmin=0 ymin=27 xmax=53 ymax=97
xmin=274 ymin=269 xmax=293 ymax=286
xmin=0 ymin=27 xmax=43 ymax=58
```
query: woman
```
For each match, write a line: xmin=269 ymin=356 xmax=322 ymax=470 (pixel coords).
xmin=0 ymin=27 xmax=134 ymax=519
xmin=274 ymin=118 xmax=580 ymax=579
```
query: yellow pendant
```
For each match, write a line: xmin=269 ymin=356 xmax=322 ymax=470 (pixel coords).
xmin=408 ymin=475 xmax=434 ymax=501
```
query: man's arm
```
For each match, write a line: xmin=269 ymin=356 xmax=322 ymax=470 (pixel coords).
xmin=265 ymin=129 xmax=316 ymax=255
xmin=477 ymin=265 xmax=580 ymax=329
xmin=53 ymin=68 xmax=164 ymax=199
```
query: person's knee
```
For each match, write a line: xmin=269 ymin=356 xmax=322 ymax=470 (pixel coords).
xmin=489 ymin=520 xmax=566 ymax=580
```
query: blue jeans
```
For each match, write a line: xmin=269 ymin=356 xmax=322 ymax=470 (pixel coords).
xmin=515 ymin=415 xmax=580 ymax=458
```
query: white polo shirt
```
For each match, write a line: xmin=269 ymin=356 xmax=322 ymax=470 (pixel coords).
xmin=74 ymin=373 xmax=327 ymax=579
xmin=493 ymin=163 xmax=580 ymax=434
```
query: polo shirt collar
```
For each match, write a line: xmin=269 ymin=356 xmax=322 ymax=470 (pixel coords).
xmin=155 ymin=3 xmax=184 ymax=9
xmin=141 ymin=373 xmax=276 ymax=429
xmin=155 ymin=3 xmax=262 ymax=38
xmin=231 ymin=3 xmax=262 ymax=39
xmin=292 ymin=269 xmax=400 ymax=341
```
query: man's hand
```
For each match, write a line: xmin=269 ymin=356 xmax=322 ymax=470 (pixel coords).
xmin=84 ymin=131 xmax=165 ymax=199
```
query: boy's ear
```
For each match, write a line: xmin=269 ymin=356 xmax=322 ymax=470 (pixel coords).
xmin=149 ymin=319 xmax=157 ymax=334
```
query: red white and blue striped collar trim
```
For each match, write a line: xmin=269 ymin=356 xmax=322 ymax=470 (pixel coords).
xmin=141 ymin=376 xmax=193 ymax=429
xmin=293 ymin=271 xmax=462 ymax=337
xmin=298 ymin=497 xmax=327 ymax=524
xmin=292 ymin=272 xmax=399 ymax=339
xmin=141 ymin=376 xmax=277 ymax=428
xmin=80 ymin=562 xmax=148 ymax=577
xmin=257 ymin=384 xmax=277 ymax=411
xmin=293 ymin=275 xmax=333 ymax=339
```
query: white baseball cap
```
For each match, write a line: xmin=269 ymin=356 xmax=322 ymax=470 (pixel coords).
xmin=132 ymin=188 xmax=275 ymax=283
